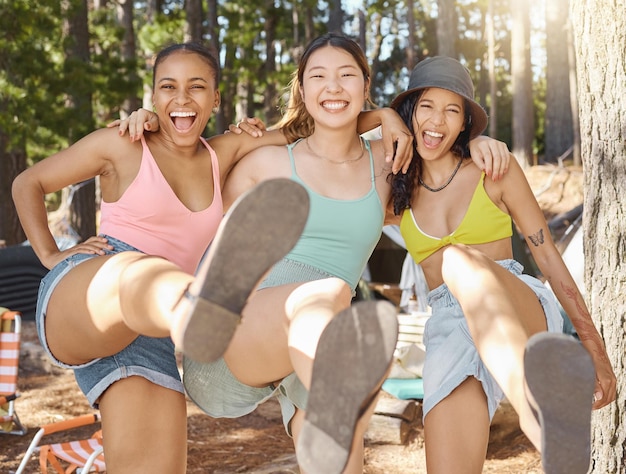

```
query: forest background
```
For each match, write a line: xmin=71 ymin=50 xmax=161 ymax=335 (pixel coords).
xmin=0 ymin=1 xmax=624 ymax=472
xmin=0 ymin=0 xmax=590 ymax=242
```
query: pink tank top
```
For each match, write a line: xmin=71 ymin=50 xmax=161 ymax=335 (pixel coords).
xmin=99 ymin=136 xmax=223 ymax=274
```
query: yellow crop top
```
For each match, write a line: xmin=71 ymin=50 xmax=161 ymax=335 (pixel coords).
xmin=401 ymin=172 xmax=512 ymax=264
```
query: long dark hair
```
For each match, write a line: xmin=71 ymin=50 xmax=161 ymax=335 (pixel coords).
xmin=390 ymin=89 xmax=474 ymax=215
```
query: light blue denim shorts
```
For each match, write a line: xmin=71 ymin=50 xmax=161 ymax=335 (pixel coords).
xmin=183 ymin=258 xmax=336 ymax=436
xmin=422 ymin=259 xmax=564 ymax=421
xmin=35 ymin=235 xmax=183 ymax=407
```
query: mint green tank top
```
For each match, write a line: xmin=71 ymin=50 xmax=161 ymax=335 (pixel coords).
xmin=284 ymin=139 xmax=384 ymax=289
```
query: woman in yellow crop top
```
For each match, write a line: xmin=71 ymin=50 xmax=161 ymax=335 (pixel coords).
xmin=386 ymin=56 xmax=616 ymax=474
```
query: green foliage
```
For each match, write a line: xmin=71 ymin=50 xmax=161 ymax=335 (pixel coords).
xmin=0 ymin=0 xmax=548 ymax=166
xmin=137 ymin=11 xmax=186 ymax=56
xmin=532 ymin=73 xmax=546 ymax=158
xmin=0 ymin=2 xmax=64 ymax=152
xmin=90 ymin=4 xmax=141 ymax=122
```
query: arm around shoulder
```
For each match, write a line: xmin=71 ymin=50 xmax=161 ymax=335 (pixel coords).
xmin=208 ymin=128 xmax=287 ymax=174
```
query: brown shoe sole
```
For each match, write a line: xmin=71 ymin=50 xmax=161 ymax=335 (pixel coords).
xmin=524 ymin=332 xmax=595 ymax=474
xmin=178 ymin=178 xmax=309 ymax=363
xmin=296 ymin=300 xmax=399 ymax=474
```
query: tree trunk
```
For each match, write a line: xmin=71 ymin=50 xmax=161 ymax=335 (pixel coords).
xmin=487 ymin=0 xmax=497 ymax=138
xmin=357 ymin=9 xmax=366 ymax=53
xmin=566 ymin=19 xmax=581 ymax=166
xmin=185 ymin=0 xmax=203 ymax=42
xmin=63 ymin=0 xmax=96 ymax=241
xmin=571 ymin=1 xmax=626 ymax=472
xmin=328 ymin=0 xmax=343 ymax=33
xmin=206 ymin=0 xmax=223 ymax=131
xmin=544 ymin=0 xmax=573 ymax=163
xmin=263 ymin=1 xmax=280 ymax=124
xmin=405 ymin=0 xmax=416 ymax=70
xmin=510 ymin=0 xmax=534 ymax=167
xmin=369 ymin=15 xmax=384 ymax=102
xmin=0 ymin=130 xmax=26 ymax=245
xmin=116 ymin=0 xmax=141 ymax=117
xmin=436 ymin=0 xmax=456 ymax=57
xmin=221 ymin=42 xmax=236 ymax=129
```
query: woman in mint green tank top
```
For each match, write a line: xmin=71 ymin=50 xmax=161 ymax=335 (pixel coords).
xmin=178 ymin=35 xmax=512 ymax=474
xmin=387 ymin=56 xmax=616 ymax=473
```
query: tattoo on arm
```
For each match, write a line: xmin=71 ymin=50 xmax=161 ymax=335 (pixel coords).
xmin=527 ymin=228 xmax=544 ymax=247
xmin=561 ymin=281 xmax=610 ymax=363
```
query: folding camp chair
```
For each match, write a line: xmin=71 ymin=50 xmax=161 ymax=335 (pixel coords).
xmin=0 ymin=308 xmax=27 ymax=436
xmin=15 ymin=413 xmax=105 ymax=474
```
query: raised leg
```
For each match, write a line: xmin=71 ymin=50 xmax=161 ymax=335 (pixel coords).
xmin=171 ymin=178 xmax=309 ymax=363
xmin=441 ymin=244 xmax=595 ymax=473
xmin=440 ymin=244 xmax=546 ymax=444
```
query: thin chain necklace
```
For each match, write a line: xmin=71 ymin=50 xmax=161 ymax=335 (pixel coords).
xmin=305 ymin=136 xmax=365 ymax=165
xmin=418 ymin=158 xmax=463 ymax=192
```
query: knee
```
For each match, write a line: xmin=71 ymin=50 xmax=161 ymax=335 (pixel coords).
xmin=285 ymin=278 xmax=351 ymax=317
xmin=441 ymin=245 xmax=475 ymax=286
xmin=441 ymin=245 xmax=496 ymax=297
xmin=117 ymin=254 xmax=159 ymax=283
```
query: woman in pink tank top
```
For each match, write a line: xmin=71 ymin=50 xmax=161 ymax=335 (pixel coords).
xmin=12 ymin=42 xmax=312 ymax=473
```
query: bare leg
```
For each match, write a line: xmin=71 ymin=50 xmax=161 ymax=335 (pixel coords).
xmin=46 ymin=252 xmax=189 ymax=365
xmin=166 ymin=177 xmax=310 ymax=363
xmin=46 ymin=178 xmax=309 ymax=367
xmin=99 ymin=377 xmax=187 ymax=474
xmin=440 ymin=244 xmax=546 ymax=447
xmin=441 ymin=244 xmax=596 ymax=474
xmin=285 ymin=278 xmax=354 ymax=382
xmin=424 ymin=377 xmax=490 ymax=474
xmin=224 ymin=279 xmax=397 ymax=474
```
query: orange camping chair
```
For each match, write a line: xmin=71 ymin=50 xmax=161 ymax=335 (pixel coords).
xmin=0 ymin=308 xmax=27 ymax=436
xmin=15 ymin=413 xmax=105 ymax=474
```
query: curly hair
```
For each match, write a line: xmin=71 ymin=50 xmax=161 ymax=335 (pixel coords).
xmin=390 ymin=89 xmax=474 ymax=216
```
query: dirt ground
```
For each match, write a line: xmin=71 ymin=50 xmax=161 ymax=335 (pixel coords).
xmin=0 ymin=165 xmax=582 ymax=473
xmin=0 ymin=321 xmax=542 ymax=474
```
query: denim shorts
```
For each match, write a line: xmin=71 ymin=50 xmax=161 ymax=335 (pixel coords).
xmin=35 ymin=235 xmax=183 ymax=407
xmin=421 ymin=259 xmax=564 ymax=421
xmin=183 ymin=258 xmax=336 ymax=435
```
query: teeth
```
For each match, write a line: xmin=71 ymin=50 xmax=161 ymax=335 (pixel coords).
xmin=170 ymin=111 xmax=196 ymax=117
xmin=424 ymin=130 xmax=443 ymax=138
xmin=322 ymin=101 xmax=347 ymax=110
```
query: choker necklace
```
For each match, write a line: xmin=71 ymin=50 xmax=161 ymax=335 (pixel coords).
xmin=418 ymin=158 xmax=463 ymax=192
xmin=305 ymin=136 xmax=365 ymax=165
